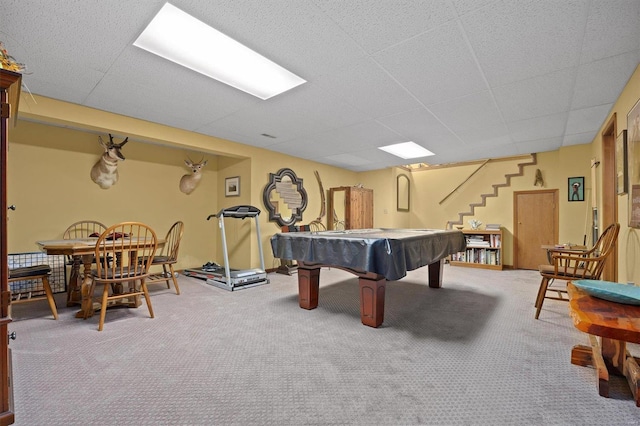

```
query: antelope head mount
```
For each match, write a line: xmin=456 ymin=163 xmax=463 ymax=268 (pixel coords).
xmin=179 ymin=157 xmax=208 ymax=195
xmin=90 ymin=134 xmax=129 ymax=189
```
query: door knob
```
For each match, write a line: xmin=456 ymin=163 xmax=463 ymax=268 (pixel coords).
xmin=8 ymin=205 xmax=15 ymax=210
xmin=8 ymin=331 xmax=16 ymax=343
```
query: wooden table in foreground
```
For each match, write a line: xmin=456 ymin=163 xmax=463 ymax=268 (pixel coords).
xmin=37 ymin=238 xmax=163 ymax=318
xmin=567 ymin=282 xmax=640 ymax=406
xmin=271 ymin=228 xmax=467 ymax=328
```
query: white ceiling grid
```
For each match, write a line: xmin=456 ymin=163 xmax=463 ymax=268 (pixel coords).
xmin=1 ymin=0 xmax=639 ymax=171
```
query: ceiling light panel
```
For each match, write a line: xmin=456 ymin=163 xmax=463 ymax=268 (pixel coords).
xmin=134 ymin=3 xmax=306 ymax=100
xmin=378 ymin=142 xmax=435 ymax=159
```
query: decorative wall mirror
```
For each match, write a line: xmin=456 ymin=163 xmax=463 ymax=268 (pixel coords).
xmin=397 ymin=174 xmax=410 ymax=212
xmin=263 ymin=168 xmax=308 ymax=227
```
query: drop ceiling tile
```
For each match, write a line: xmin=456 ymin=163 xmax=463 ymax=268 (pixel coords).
xmin=85 ymin=74 xmax=210 ymax=131
xmin=562 ymin=131 xmax=597 ymax=147
xmin=264 ymin=82 xmax=371 ymax=132
xmin=515 ymin=137 xmax=564 ymax=154
xmin=462 ymin=0 xmax=588 ymax=86
xmin=311 ymin=121 xmax=403 ymax=152
xmin=376 ymin=108 xmax=463 ymax=154
xmin=493 ymin=68 xmax=575 ymax=123
xmin=373 ymin=21 xmax=488 ymax=105
xmin=315 ymin=57 xmax=423 ymax=119
xmin=580 ymin=0 xmax=640 ymax=64
xmin=507 ymin=113 xmax=569 ymax=143
xmin=451 ymin=0 xmax=498 ymax=16
xmin=187 ymin=0 xmax=367 ymax=80
xmin=428 ymin=91 xmax=509 ymax=144
xmin=267 ymin=137 xmax=325 ymax=160
xmin=312 ymin=0 xmax=457 ymax=53
xmin=198 ymin=128 xmax=251 ymax=148
xmin=3 ymin=0 xmax=639 ymax=172
xmin=469 ymin=142 xmax=521 ymax=159
xmin=2 ymin=0 xmax=157 ymax=73
xmin=17 ymin=54 xmax=105 ymax=105
xmin=206 ymin=103 xmax=330 ymax=146
xmin=322 ymin=153 xmax=372 ymax=167
xmin=345 ymin=147 xmax=417 ymax=170
xmin=113 ymin=46 xmax=260 ymax=115
xmin=565 ymin=104 xmax=613 ymax=135
xmin=571 ymin=51 xmax=640 ymax=110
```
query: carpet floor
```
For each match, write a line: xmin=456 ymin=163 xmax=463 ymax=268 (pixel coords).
xmin=8 ymin=264 xmax=640 ymax=425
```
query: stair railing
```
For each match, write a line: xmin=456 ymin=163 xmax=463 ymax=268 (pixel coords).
xmin=439 ymin=159 xmax=490 ymax=205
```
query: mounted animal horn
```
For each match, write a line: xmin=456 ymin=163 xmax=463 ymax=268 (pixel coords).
xmin=90 ymin=133 xmax=129 ymax=189
xmin=179 ymin=156 xmax=208 ymax=195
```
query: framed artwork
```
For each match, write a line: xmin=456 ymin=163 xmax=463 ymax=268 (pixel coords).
xmin=616 ymin=129 xmax=628 ymax=195
xmin=225 ymin=176 xmax=240 ymax=197
xmin=568 ymin=176 xmax=584 ymax=202
xmin=628 ymin=98 xmax=640 ymax=228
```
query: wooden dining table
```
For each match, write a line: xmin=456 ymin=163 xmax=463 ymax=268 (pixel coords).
xmin=37 ymin=237 xmax=163 ymax=318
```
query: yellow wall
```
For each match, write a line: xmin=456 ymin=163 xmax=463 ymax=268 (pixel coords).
xmin=591 ymin=64 xmax=640 ymax=285
xmin=9 ymin=72 xmax=639 ymax=278
xmin=8 ymin=121 xmax=219 ymax=270
xmin=407 ymin=148 xmax=592 ymax=266
xmin=8 ymin=97 xmax=358 ymax=271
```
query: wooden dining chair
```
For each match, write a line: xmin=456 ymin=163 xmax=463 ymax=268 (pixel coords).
xmin=88 ymin=222 xmax=158 ymax=331
xmin=63 ymin=220 xmax=108 ymax=263
xmin=534 ymin=223 xmax=620 ymax=319
xmin=63 ymin=220 xmax=107 ymax=240
xmin=146 ymin=221 xmax=184 ymax=295
xmin=63 ymin=220 xmax=110 ymax=294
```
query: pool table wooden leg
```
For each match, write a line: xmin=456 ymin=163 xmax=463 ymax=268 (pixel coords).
xmin=297 ymin=266 xmax=320 ymax=309
xmin=428 ymin=259 xmax=444 ymax=288
xmin=359 ymin=277 xmax=386 ymax=328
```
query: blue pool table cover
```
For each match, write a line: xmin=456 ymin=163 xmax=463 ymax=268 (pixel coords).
xmin=270 ymin=228 xmax=467 ymax=281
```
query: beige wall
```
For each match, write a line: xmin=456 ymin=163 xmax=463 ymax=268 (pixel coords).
xmin=9 ymin=71 xmax=640 ymax=278
xmin=8 ymin=121 xmax=219 ymax=270
xmin=406 ymin=148 xmax=592 ymax=266
xmin=591 ymin=64 xmax=640 ymax=285
xmin=8 ymin=99 xmax=358 ymax=271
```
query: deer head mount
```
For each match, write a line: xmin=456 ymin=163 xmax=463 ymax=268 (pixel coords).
xmin=90 ymin=134 xmax=129 ymax=189
xmin=179 ymin=157 xmax=208 ymax=195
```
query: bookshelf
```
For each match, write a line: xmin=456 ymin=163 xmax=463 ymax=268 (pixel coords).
xmin=450 ymin=228 xmax=503 ymax=270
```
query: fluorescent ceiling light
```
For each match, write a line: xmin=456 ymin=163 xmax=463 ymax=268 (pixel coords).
xmin=134 ymin=3 xmax=306 ymax=100
xmin=378 ymin=142 xmax=435 ymax=159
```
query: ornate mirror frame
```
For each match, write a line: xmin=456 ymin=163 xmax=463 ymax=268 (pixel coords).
xmin=397 ymin=174 xmax=410 ymax=212
xmin=263 ymin=168 xmax=308 ymax=227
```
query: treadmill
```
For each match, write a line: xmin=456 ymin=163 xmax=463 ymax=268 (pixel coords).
xmin=183 ymin=205 xmax=269 ymax=291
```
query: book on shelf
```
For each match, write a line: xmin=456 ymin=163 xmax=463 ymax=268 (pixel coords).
xmin=452 ymin=247 xmax=501 ymax=265
xmin=485 ymin=224 xmax=501 ymax=230
xmin=466 ymin=235 xmax=490 ymax=247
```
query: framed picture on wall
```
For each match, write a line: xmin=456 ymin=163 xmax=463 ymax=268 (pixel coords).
xmin=225 ymin=176 xmax=240 ymax=197
xmin=627 ymin=98 xmax=640 ymax=228
xmin=568 ymin=176 xmax=584 ymax=202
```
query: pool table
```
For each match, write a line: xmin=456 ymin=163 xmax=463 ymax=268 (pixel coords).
xmin=270 ymin=228 xmax=466 ymax=327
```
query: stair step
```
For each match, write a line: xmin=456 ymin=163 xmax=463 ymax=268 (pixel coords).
xmin=449 ymin=153 xmax=537 ymax=228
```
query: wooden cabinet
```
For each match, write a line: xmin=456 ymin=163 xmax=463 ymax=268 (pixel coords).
xmin=450 ymin=229 xmax=503 ymax=270
xmin=327 ymin=186 xmax=373 ymax=230
xmin=1 ymin=69 xmax=21 ymax=425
